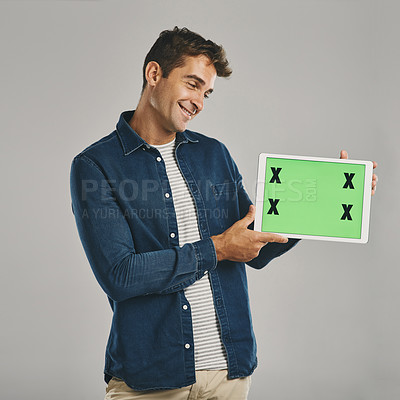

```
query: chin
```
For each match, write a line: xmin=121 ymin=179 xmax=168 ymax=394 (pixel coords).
xmin=170 ymin=115 xmax=188 ymax=133
xmin=173 ymin=122 xmax=188 ymax=133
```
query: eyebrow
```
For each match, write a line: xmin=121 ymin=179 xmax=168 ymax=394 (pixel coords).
xmin=184 ymin=74 xmax=214 ymax=95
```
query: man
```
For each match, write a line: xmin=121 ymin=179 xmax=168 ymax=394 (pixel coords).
xmin=70 ymin=27 xmax=377 ymax=399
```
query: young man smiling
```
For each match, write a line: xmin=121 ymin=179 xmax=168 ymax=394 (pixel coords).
xmin=130 ymin=54 xmax=215 ymax=145
xmin=71 ymin=27 xmax=376 ymax=399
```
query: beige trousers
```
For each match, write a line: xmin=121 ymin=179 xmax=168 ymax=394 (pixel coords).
xmin=105 ymin=370 xmax=251 ymax=400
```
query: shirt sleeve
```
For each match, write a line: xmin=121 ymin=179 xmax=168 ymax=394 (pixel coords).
xmin=70 ymin=155 xmax=217 ymax=302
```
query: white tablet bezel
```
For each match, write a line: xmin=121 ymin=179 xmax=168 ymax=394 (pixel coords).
xmin=254 ymin=153 xmax=373 ymax=243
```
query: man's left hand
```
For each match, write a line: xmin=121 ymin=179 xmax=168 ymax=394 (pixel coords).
xmin=340 ymin=150 xmax=378 ymax=195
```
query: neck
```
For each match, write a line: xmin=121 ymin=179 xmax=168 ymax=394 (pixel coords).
xmin=129 ymin=96 xmax=176 ymax=146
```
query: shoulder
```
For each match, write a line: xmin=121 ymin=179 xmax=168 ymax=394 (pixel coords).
xmin=72 ymin=131 xmax=120 ymax=167
xmin=183 ymin=129 xmax=239 ymax=177
xmin=73 ymin=131 xmax=118 ymax=158
xmin=184 ymin=129 xmax=231 ymax=155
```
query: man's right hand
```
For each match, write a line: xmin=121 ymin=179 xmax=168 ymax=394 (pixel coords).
xmin=211 ymin=204 xmax=288 ymax=263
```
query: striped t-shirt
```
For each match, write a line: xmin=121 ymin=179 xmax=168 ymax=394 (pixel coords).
xmin=153 ymin=139 xmax=228 ymax=370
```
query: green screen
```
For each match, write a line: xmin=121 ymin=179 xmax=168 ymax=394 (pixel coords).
xmin=261 ymin=158 xmax=366 ymax=238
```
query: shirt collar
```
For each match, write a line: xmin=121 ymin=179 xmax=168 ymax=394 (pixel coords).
xmin=116 ymin=110 xmax=199 ymax=156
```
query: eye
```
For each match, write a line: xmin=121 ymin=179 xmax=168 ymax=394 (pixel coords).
xmin=204 ymin=93 xmax=209 ymax=99
xmin=187 ymin=82 xmax=196 ymax=89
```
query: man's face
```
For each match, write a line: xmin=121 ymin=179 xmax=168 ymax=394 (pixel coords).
xmin=149 ymin=55 xmax=217 ymax=133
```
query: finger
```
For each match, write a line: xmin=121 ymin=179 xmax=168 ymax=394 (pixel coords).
xmin=371 ymin=177 xmax=377 ymax=194
xmin=340 ymin=150 xmax=348 ymax=159
xmin=240 ymin=204 xmax=256 ymax=227
xmin=256 ymin=231 xmax=288 ymax=244
xmin=373 ymin=161 xmax=378 ymax=169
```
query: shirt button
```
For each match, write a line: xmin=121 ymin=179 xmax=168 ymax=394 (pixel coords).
xmin=156 ymin=156 xmax=162 ymax=162
xmin=165 ymin=193 xmax=170 ymax=198
xmin=170 ymin=232 xmax=176 ymax=238
xmin=182 ymin=304 xmax=188 ymax=310
xmin=185 ymin=343 xmax=191 ymax=349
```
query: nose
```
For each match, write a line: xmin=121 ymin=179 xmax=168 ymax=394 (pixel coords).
xmin=191 ymin=93 xmax=204 ymax=114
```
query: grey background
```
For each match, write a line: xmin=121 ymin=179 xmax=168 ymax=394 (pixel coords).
xmin=1 ymin=1 xmax=399 ymax=399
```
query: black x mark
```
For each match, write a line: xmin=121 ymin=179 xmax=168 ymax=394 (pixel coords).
xmin=267 ymin=198 xmax=280 ymax=215
xmin=343 ymin=172 xmax=355 ymax=189
xmin=270 ymin=167 xmax=282 ymax=184
xmin=341 ymin=204 xmax=353 ymax=220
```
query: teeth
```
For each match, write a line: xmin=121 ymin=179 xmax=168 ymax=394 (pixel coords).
xmin=180 ymin=104 xmax=194 ymax=117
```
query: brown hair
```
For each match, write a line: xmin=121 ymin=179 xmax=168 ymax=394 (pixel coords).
xmin=142 ymin=26 xmax=232 ymax=92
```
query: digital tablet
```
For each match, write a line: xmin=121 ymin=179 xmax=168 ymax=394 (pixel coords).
xmin=254 ymin=153 xmax=373 ymax=243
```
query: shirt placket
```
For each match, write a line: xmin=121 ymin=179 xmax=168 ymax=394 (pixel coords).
xmin=175 ymin=141 xmax=238 ymax=376
xmin=151 ymin=144 xmax=197 ymax=384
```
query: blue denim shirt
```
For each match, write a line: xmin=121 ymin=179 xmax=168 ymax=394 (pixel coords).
xmin=70 ymin=110 xmax=299 ymax=391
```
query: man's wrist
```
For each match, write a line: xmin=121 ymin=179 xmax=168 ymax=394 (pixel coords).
xmin=211 ymin=234 xmax=226 ymax=262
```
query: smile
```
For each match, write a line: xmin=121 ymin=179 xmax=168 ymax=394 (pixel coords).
xmin=179 ymin=103 xmax=196 ymax=119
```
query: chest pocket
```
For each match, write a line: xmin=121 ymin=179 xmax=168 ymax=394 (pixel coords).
xmin=212 ymin=181 xmax=237 ymax=200
xmin=211 ymin=181 xmax=239 ymax=230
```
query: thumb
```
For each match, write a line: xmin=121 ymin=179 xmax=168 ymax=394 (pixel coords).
xmin=240 ymin=205 xmax=256 ymax=227
xmin=340 ymin=150 xmax=348 ymax=159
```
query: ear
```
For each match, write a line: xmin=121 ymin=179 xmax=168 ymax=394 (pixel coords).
xmin=145 ymin=61 xmax=163 ymax=88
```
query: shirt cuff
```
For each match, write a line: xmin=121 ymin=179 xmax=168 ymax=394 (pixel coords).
xmin=191 ymin=237 xmax=218 ymax=279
